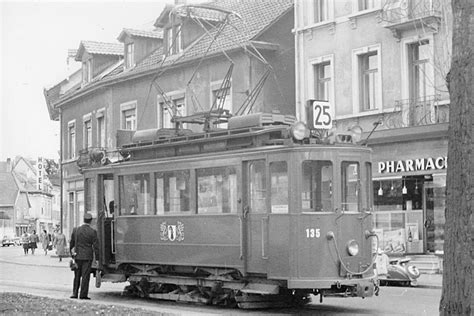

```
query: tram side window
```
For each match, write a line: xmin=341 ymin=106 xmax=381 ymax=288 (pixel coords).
xmin=341 ymin=162 xmax=360 ymax=212
xmin=197 ymin=166 xmax=238 ymax=214
xmin=302 ymin=160 xmax=333 ymax=212
xmin=155 ymin=170 xmax=190 ymax=214
xmin=270 ymin=161 xmax=288 ymax=213
xmin=250 ymin=161 xmax=266 ymax=213
xmin=119 ymin=174 xmax=151 ymax=215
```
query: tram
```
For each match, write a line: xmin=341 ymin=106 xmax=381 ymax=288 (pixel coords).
xmin=83 ymin=112 xmax=378 ymax=308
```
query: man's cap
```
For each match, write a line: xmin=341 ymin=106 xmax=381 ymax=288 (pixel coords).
xmin=84 ymin=213 xmax=93 ymax=220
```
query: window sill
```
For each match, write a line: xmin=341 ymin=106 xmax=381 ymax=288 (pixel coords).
xmin=348 ymin=8 xmax=381 ymax=20
xmin=336 ymin=108 xmax=381 ymax=120
xmin=62 ymin=158 xmax=79 ymax=165
xmin=294 ymin=20 xmax=336 ymax=34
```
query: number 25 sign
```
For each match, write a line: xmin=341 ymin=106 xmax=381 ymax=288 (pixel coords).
xmin=306 ymin=100 xmax=333 ymax=130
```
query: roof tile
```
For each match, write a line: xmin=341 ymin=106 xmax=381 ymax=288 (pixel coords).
xmin=81 ymin=40 xmax=124 ymax=56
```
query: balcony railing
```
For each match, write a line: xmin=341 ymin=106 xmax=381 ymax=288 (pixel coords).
xmin=380 ymin=0 xmax=442 ymax=38
xmin=77 ymin=148 xmax=106 ymax=169
xmin=384 ymin=95 xmax=449 ymax=128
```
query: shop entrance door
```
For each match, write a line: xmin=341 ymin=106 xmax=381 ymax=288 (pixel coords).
xmin=423 ymin=181 xmax=446 ymax=253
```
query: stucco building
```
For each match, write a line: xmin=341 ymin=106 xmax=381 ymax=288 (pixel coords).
xmin=295 ymin=0 xmax=450 ymax=269
xmin=44 ymin=0 xmax=295 ymax=238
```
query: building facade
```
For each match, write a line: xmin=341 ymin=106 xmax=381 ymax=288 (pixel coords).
xmin=295 ymin=0 xmax=451 ymax=260
xmin=0 ymin=157 xmax=60 ymax=237
xmin=44 ymin=0 xmax=295 ymax=238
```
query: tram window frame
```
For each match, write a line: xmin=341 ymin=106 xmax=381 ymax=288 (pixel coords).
xmin=301 ymin=160 xmax=333 ymax=212
xmin=365 ymin=162 xmax=373 ymax=211
xmin=196 ymin=166 xmax=238 ymax=214
xmin=84 ymin=177 xmax=96 ymax=216
xmin=249 ymin=160 xmax=266 ymax=213
xmin=155 ymin=170 xmax=190 ymax=214
xmin=118 ymin=173 xmax=152 ymax=216
xmin=270 ymin=161 xmax=289 ymax=214
xmin=341 ymin=161 xmax=361 ymax=212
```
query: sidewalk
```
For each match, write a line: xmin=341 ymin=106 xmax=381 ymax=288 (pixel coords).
xmin=0 ymin=245 xmax=70 ymax=269
xmin=417 ymin=273 xmax=443 ymax=289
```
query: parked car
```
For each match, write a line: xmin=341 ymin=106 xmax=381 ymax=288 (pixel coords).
xmin=1 ymin=236 xmax=15 ymax=247
xmin=377 ymin=256 xmax=421 ymax=287
xmin=12 ymin=237 xmax=21 ymax=246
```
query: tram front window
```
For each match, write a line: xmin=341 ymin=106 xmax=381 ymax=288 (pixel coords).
xmin=302 ymin=160 xmax=333 ymax=212
xmin=341 ymin=162 xmax=360 ymax=212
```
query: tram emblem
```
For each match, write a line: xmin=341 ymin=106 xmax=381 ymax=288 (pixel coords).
xmin=160 ymin=221 xmax=184 ymax=242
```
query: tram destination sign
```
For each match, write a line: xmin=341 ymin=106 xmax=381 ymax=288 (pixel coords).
xmin=306 ymin=99 xmax=333 ymax=130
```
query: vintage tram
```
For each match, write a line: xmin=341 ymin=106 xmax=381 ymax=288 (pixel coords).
xmin=83 ymin=112 xmax=378 ymax=308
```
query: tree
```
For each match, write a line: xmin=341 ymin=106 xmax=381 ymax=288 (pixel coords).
xmin=439 ymin=1 xmax=473 ymax=315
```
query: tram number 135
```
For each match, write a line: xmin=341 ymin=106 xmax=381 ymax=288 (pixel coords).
xmin=306 ymin=228 xmax=321 ymax=238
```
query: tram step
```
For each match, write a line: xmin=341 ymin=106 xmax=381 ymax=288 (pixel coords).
xmin=102 ymin=273 xmax=127 ymax=283
xmin=149 ymin=292 xmax=210 ymax=304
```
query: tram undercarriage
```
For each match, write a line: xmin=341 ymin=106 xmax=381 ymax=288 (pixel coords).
xmin=98 ymin=263 xmax=372 ymax=309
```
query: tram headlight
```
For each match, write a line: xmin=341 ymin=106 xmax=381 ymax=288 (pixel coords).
xmin=291 ymin=121 xmax=309 ymax=141
xmin=347 ymin=240 xmax=359 ymax=256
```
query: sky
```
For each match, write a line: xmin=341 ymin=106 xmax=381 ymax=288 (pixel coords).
xmin=0 ymin=0 xmax=172 ymax=161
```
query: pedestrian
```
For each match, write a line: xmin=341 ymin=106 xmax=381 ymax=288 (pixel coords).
xmin=375 ymin=248 xmax=390 ymax=277
xmin=29 ymin=230 xmax=39 ymax=255
xmin=21 ymin=233 xmax=29 ymax=255
xmin=41 ymin=230 xmax=50 ymax=255
xmin=54 ymin=230 xmax=68 ymax=262
xmin=69 ymin=212 xmax=99 ymax=300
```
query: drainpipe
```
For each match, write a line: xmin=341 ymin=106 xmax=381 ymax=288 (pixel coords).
xmin=59 ymin=107 xmax=63 ymax=234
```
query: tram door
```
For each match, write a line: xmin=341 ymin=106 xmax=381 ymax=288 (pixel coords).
xmin=98 ymin=174 xmax=115 ymax=264
xmin=243 ymin=160 xmax=268 ymax=274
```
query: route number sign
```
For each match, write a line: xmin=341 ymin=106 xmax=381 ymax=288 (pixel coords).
xmin=306 ymin=100 xmax=333 ymax=130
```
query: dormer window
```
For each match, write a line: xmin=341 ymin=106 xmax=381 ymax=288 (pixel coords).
xmin=125 ymin=43 xmax=135 ymax=69
xmin=82 ymin=59 xmax=92 ymax=84
xmin=165 ymin=25 xmax=182 ymax=56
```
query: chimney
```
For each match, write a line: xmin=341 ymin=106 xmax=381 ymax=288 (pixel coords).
xmin=66 ymin=49 xmax=78 ymax=80
xmin=6 ymin=158 xmax=12 ymax=172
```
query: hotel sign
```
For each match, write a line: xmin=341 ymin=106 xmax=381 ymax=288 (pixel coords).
xmin=37 ymin=157 xmax=44 ymax=191
xmin=378 ymin=157 xmax=447 ymax=174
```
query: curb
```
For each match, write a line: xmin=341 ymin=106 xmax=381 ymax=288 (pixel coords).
xmin=0 ymin=258 xmax=69 ymax=268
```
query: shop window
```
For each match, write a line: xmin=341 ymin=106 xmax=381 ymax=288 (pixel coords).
xmin=119 ymin=174 xmax=151 ymax=215
xmin=270 ymin=161 xmax=288 ymax=213
xmin=302 ymin=160 xmax=333 ymax=212
xmin=373 ymin=176 xmax=426 ymax=254
xmin=155 ymin=170 xmax=190 ymax=214
xmin=341 ymin=162 xmax=360 ymax=212
xmin=196 ymin=166 xmax=238 ymax=214
xmin=249 ymin=161 xmax=266 ymax=213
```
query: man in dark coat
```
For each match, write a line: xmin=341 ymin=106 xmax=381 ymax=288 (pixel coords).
xmin=69 ymin=212 xmax=99 ymax=299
